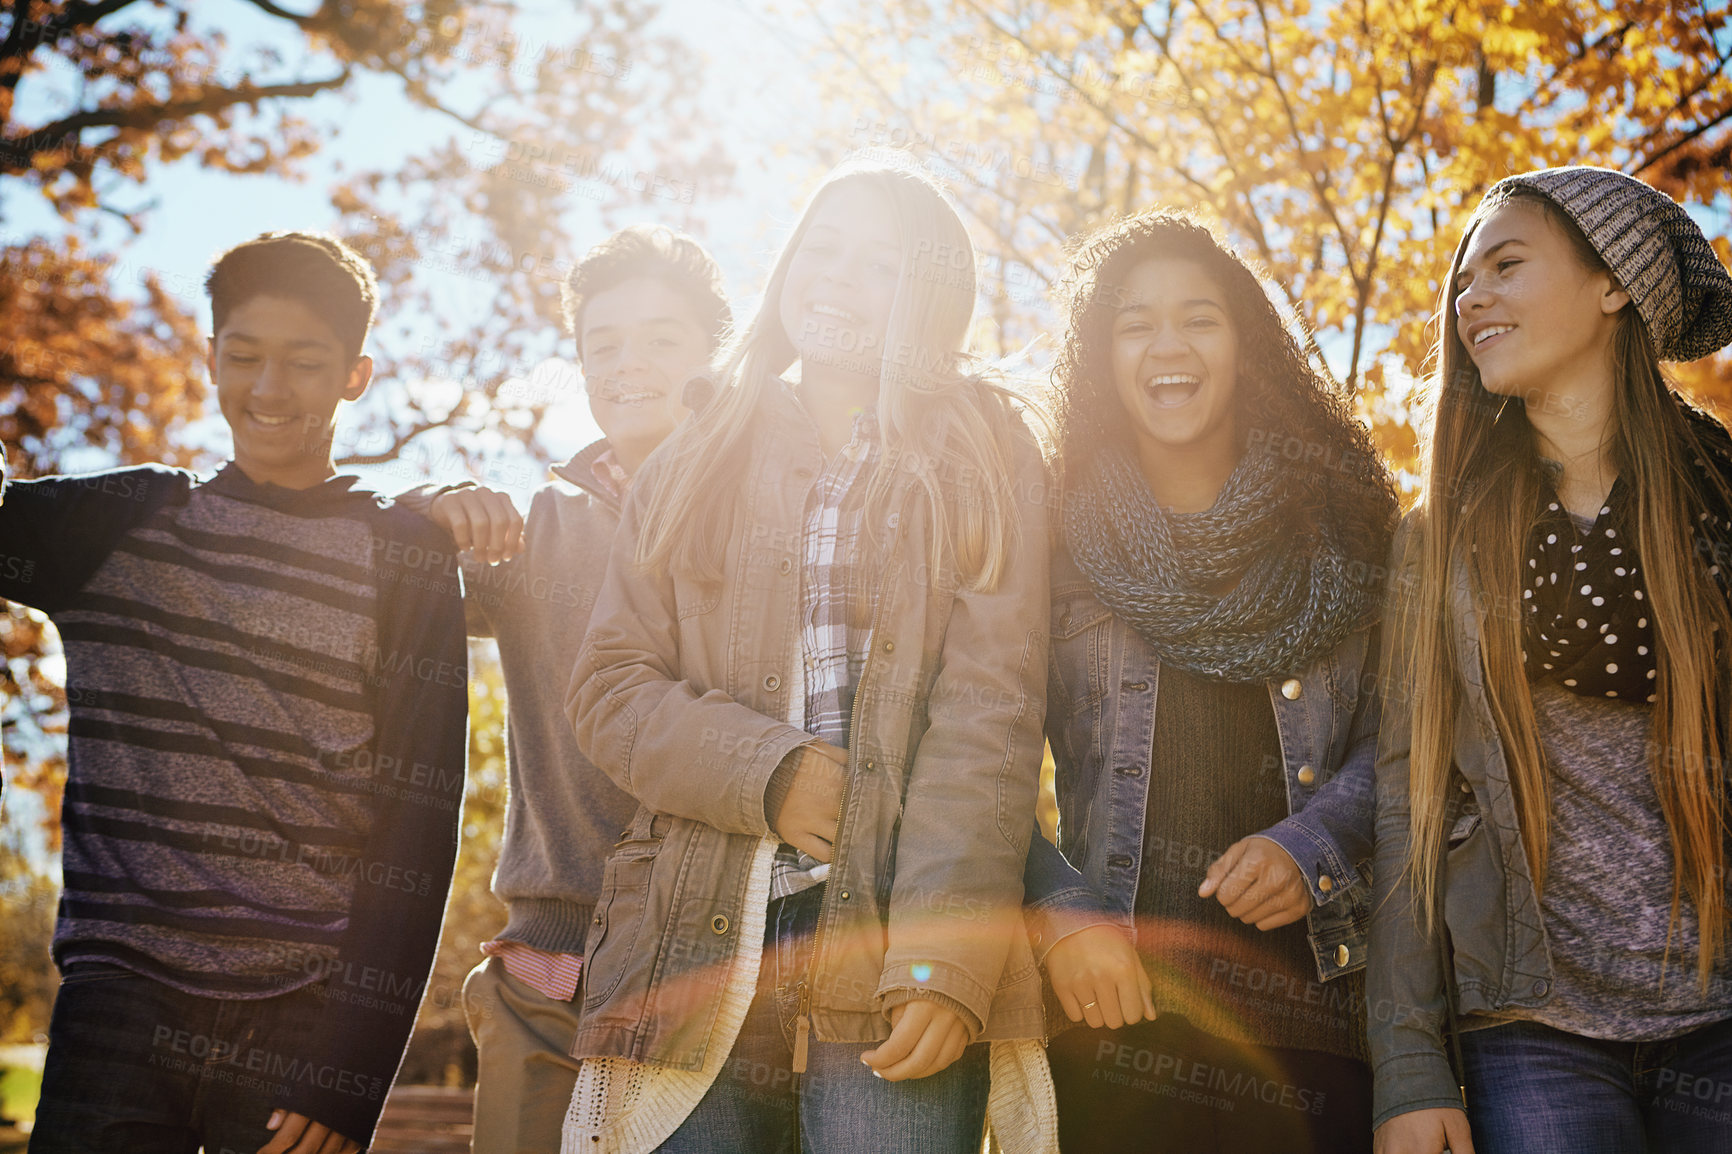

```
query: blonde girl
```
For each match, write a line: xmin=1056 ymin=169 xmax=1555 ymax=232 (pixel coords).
xmin=563 ymin=157 xmax=1055 ymax=1153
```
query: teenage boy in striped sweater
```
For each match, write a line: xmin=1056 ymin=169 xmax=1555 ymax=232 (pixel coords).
xmin=393 ymin=224 xmax=730 ymax=1153
xmin=4 ymin=233 xmax=469 ymax=1154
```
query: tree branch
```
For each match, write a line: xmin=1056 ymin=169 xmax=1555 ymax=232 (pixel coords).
xmin=235 ymin=0 xmax=317 ymax=27
xmin=1 ymin=0 xmax=141 ymax=99
xmin=333 ymin=405 xmax=460 ymax=468
xmin=795 ymin=1 xmax=1057 ymax=273
xmin=1628 ymin=102 xmax=1732 ymax=175
xmin=1623 ymin=46 xmax=1732 ymax=168
xmin=1340 ymin=1 xmax=1438 ymax=392
xmin=16 ymin=0 xmax=141 ymax=49
xmin=1243 ymin=0 xmax=1362 ymax=288
xmin=0 ymin=69 xmax=351 ymax=175
xmin=944 ymin=0 xmax=1271 ymax=270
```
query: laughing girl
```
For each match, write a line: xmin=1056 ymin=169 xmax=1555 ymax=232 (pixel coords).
xmin=1024 ymin=211 xmax=1398 ymax=1153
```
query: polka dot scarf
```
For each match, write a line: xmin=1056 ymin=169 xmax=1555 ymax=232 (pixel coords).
xmin=1522 ymin=467 xmax=1732 ymax=703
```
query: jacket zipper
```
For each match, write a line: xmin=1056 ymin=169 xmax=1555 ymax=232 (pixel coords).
xmin=791 ymin=485 xmax=907 ymax=1075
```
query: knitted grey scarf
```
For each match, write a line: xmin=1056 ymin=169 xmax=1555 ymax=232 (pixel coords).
xmin=1065 ymin=444 xmax=1380 ymax=683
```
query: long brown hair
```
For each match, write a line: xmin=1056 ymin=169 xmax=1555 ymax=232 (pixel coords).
xmin=1402 ymin=184 xmax=1732 ymax=988
xmin=634 ymin=159 xmax=1031 ymax=591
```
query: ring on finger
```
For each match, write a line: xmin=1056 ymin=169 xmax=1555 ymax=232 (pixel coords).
xmin=1082 ymin=1000 xmax=1098 ymax=1009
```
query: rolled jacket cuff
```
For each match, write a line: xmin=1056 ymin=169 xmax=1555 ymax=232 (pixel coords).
xmin=876 ymin=958 xmax=992 ymax=1033
xmin=878 ymin=986 xmax=983 ymax=1042
xmin=1371 ymin=1048 xmax=1466 ymax=1130
xmin=762 ymin=745 xmax=806 ymax=830
xmin=1024 ymin=891 xmax=1126 ymax=967
xmin=739 ymin=726 xmax=817 ymax=840
xmin=1260 ymin=817 xmax=1354 ymax=907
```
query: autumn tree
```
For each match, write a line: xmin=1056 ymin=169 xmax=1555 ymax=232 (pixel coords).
xmin=0 ymin=0 xmax=731 ymax=1060
xmin=795 ymin=0 xmax=1732 ymax=469
xmin=2 ymin=0 xmax=730 ymax=802
xmin=2 ymin=0 xmax=731 ymax=479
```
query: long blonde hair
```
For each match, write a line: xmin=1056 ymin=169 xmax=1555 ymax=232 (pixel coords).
xmin=636 ymin=159 xmax=1029 ymax=591
xmin=1402 ymin=184 xmax=1732 ymax=989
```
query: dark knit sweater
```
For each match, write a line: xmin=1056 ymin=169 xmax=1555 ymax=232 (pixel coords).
xmin=1137 ymin=664 xmax=1367 ymax=1061
xmin=396 ymin=439 xmax=640 ymax=955
xmin=0 ymin=462 xmax=469 ymax=1145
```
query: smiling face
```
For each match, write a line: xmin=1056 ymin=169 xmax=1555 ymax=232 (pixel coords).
xmin=777 ymin=181 xmax=903 ymax=386
xmin=580 ymin=275 xmax=709 ymax=473
xmin=210 ymin=294 xmax=372 ymax=490
xmin=1109 ymin=257 xmax=1240 ymax=457
xmin=1454 ymin=200 xmax=1629 ymax=401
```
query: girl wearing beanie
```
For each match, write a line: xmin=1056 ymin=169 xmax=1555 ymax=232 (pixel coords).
xmin=1024 ymin=210 xmax=1398 ymax=1153
xmin=1371 ymin=167 xmax=1732 ymax=1154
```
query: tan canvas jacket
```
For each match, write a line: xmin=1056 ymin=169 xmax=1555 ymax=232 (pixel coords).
xmin=566 ymin=379 xmax=1052 ymax=1070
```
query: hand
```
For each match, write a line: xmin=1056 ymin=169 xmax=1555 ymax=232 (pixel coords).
xmin=861 ymin=999 xmax=970 ymax=1081
xmin=770 ymin=742 xmax=847 ymax=863
xmin=1045 ymin=924 xmax=1156 ymax=1029
xmin=1373 ymin=1107 xmax=1475 ymax=1154
xmin=429 ymin=486 xmax=523 ymax=564
xmin=1199 ymin=834 xmax=1313 ymax=930
xmin=257 ymin=1109 xmax=362 ymax=1154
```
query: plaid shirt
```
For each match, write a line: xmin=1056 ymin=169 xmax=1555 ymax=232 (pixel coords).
xmin=770 ymin=402 xmax=881 ymax=901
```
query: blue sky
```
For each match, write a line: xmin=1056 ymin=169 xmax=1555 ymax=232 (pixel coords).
xmin=0 ymin=0 xmax=847 ymax=863
xmin=4 ymin=0 xmax=845 ymax=495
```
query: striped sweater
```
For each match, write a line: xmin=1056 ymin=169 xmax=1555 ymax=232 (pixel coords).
xmin=0 ymin=461 xmax=468 ymax=1145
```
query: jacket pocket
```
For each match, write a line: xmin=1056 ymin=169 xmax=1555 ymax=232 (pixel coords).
xmin=582 ymin=834 xmax=663 ymax=1011
xmin=673 ymin=573 xmax=722 ymax=620
xmin=1049 ymin=590 xmax=1113 ymax=711
xmin=1447 ymin=811 xmax=1481 ymax=847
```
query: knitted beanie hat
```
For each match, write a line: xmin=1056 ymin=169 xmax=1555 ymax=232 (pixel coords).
xmin=1487 ymin=166 xmax=1732 ymax=362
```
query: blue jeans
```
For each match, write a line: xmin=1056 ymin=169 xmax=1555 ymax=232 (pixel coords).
xmin=1460 ymin=1016 xmax=1732 ymax=1154
xmin=656 ymin=885 xmax=991 ymax=1154
xmin=30 ymin=963 xmax=328 ymax=1154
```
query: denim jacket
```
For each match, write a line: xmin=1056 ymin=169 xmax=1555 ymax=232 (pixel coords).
xmin=1024 ymin=548 xmax=1380 ymax=987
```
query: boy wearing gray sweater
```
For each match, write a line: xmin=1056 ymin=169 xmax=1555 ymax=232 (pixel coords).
xmin=401 ymin=225 xmax=730 ymax=1152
